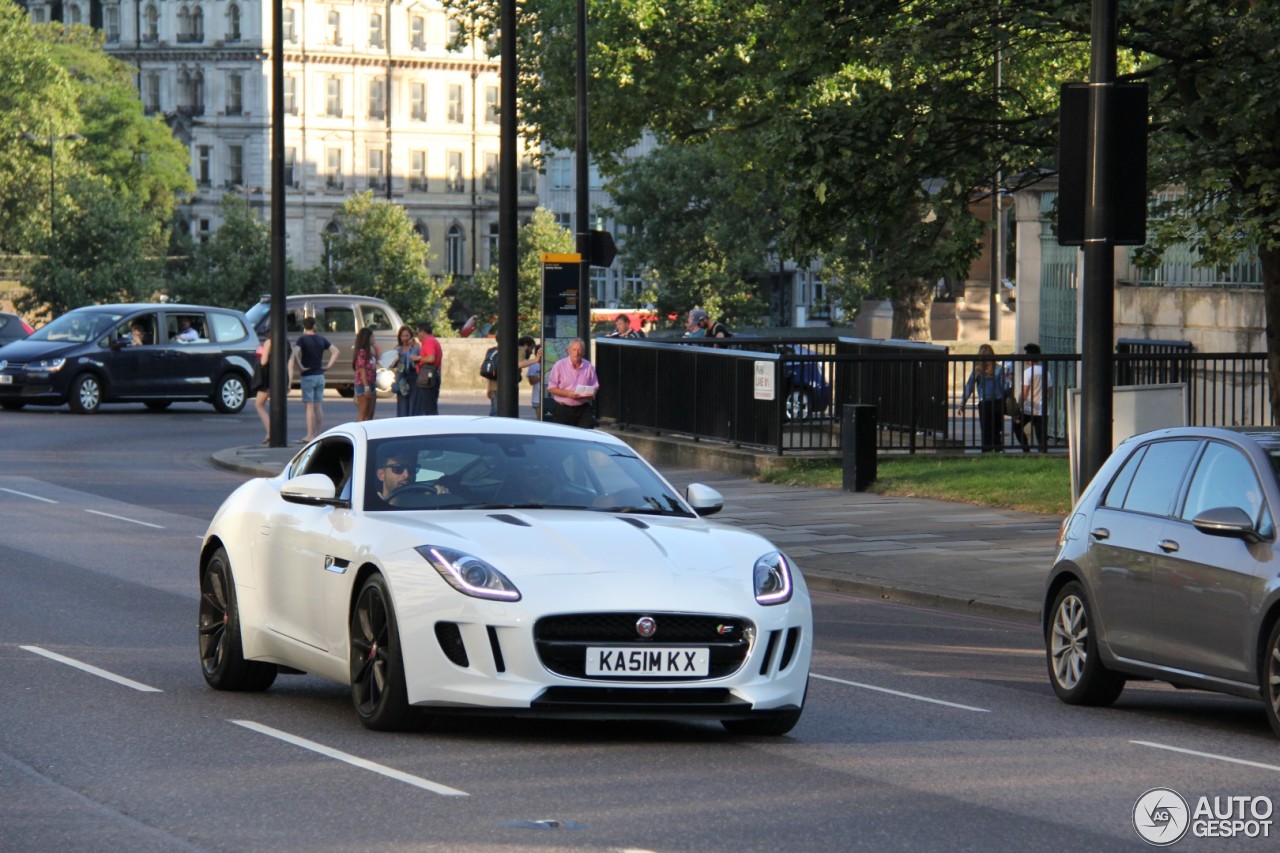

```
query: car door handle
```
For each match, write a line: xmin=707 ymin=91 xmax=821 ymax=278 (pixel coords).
xmin=1090 ymin=527 xmax=1110 ymax=541
xmin=1158 ymin=539 xmax=1180 ymax=553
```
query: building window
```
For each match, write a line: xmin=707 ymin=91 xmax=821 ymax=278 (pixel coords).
xmin=446 ymin=16 xmax=463 ymax=52
xmin=193 ymin=71 xmax=205 ymax=115
xmin=485 ymin=86 xmax=499 ymax=124
xmin=197 ymin=145 xmax=210 ymax=186
xmin=105 ymin=7 xmax=120 ymax=42
xmin=326 ymin=148 xmax=343 ymax=190
xmin=368 ymin=12 xmax=383 ymax=48
xmin=198 ymin=218 xmax=211 ymax=245
xmin=193 ymin=5 xmax=204 ymax=41
xmin=414 ymin=220 xmax=428 ymax=244
xmin=410 ymin=82 xmax=426 ymax=121
xmin=32 ymin=6 xmax=45 ymax=23
xmin=227 ymin=73 xmax=243 ymax=115
xmin=144 ymin=72 xmax=161 ymax=114
xmin=410 ymin=15 xmax=425 ymax=50
xmin=327 ymin=9 xmax=342 ymax=46
xmin=483 ymin=152 xmax=498 ymax=193
xmin=368 ymin=78 xmax=385 ymax=119
xmin=520 ymin=155 xmax=538 ymax=194
xmin=368 ymin=149 xmax=385 ymax=191
xmin=228 ymin=144 xmax=244 ymax=188
xmin=284 ymin=147 xmax=297 ymax=187
xmin=143 ymin=4 xmax=158 ymax=42
xmin=447 ymin=85 xmax=463 ymax=124
xmin=178 ymin=6 xmax=192 ymax=41
xmin=283 ymin=76 xmax=297 ymax=115
xmin=554 ymin=211 xmax=571 ymax=230
xmin=227 ymin=3 xmax=242 ymax=42
xmin=68 ymin=4 xmax=82 ymax=25
xmin=487 ymin=222 xmax=499 ymax=268
xmin=410 ymin=150 xmax=427 ymax=191
xmin=446 ymin=151 xmax=464 ymax=193
xmin=326 ymin=77 xmax=342 ymax=117
xmin=550 ymin=157 xmax=570 ymax=190
xmin=446 ymin=224 xmax=464 ymax=275
xmin=283 ymin=7 xmax=296 ymax=42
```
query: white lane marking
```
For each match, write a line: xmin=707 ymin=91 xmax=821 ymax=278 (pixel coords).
xmin=1132 ymin=740 xmax=1280 ymax=773
xmin=21 ymin=646 xmax=162 ymax=693
xmin=84 ymin=509 xmax=165 ymax=529
xmin=812 ymin=672 xmax=990 ymax=713
xmin=0 ymin=487 xmax=58 ymax=504
xmin=230 ymin=720 xmax=469 ymax=797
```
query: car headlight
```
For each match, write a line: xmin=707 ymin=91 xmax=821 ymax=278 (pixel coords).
xmin=33 ymin=358 xmax=66 ymax=372
xmin=753 ymin=551 xmax=793 ymax=605
xmin=415 ymin=545 xmax=521 ymax=602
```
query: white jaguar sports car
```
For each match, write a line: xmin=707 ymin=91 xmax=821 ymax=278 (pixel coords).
xmin=199 ymin=417 xmax=812 ymax=734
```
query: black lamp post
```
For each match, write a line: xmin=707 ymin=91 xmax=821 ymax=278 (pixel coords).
xmin=21 ymin=127 xmax=84 ymax=238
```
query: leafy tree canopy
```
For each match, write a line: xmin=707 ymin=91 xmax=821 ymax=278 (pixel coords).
xmin=324 ymin=193 xmax=451 ymax=332
xmin=174 ymin=194 xmax=272 ymax=310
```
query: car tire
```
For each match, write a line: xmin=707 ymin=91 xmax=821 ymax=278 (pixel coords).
xmin=1046 ymin=580 xmax=1125 ymax=706
xmin=144 ymin=401 xmax=172 ymax=411
xmin=68 ymin=373 xmax=102 ymax=414
xmin=199 ymin=547 xmax=277 ymax=691
xmin=0 ymin=401 xmax=25 ymax=411
xmin=349 ymin=574 xmax=417 ymax=731
xmin=213 ymin=373 xmax=248 ymax=414
xmin=1264 ymin=619 xmax=1280 ymax=737
xmin=784 ymin=385 xmax=812 ymax=422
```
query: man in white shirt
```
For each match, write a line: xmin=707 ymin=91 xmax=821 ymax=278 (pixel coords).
xmin=1019 ymin=343 xmax=1052 ymax=453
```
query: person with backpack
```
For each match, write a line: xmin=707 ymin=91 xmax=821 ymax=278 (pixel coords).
xmin=413 ymin=322 xmax=442 ymax=415
xmin=686 ymin=308 xmax=731 ymax=339
xmin=481 ymin=342 xmax=501 ymax=415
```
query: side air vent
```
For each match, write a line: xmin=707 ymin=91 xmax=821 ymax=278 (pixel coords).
xmin=758 ymin=630 xmax=781 ymax=675
xmin=778 ymin=627 xmax=801 ymax=671
xmin=435 ymin=622 xmax=470 ymax=667
xmin=617 ymin=517 xmax=649 ymax=530
xmin=487 ymin=625 xmax=506 ymax=673
xmin=489 ymin=513 xmax=531 ymax=527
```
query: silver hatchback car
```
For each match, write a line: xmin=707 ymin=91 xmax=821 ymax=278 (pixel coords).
xmin=1044 ymin=426 xmax=1280 ymax=735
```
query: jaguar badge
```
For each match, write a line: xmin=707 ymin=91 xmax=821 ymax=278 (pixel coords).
xmin=635 ymin=616 xmax=656 ymax=638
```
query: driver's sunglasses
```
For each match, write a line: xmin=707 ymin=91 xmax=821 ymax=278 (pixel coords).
xmin=384 ymin=463 xmax=414 ymax=475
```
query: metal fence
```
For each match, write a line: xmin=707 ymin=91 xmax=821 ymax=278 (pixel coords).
xmin=595 ymin=337 xmax=1275 ymax=456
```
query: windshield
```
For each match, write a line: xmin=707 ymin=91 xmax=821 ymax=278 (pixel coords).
xmin=245 ymin=302 xmax=270 ymax=328
xmin=365 ymin=433 xmax=692 ymax=516
xmin=29 ymin=311 xmax=124 ymax=344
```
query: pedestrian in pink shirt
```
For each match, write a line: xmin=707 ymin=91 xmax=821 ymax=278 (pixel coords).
xmin=545 ymin=338 xmax=598 ymax=428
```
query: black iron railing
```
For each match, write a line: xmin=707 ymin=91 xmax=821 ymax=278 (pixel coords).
xmin=594 ymin=338 xmax=1274 ymax=456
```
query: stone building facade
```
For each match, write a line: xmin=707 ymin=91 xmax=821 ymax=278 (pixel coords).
xmin=26 ymin=0 xmax=539 ymax=278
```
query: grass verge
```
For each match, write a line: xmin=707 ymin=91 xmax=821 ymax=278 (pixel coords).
xmin=760 ymin=454 xmax=1073 ymax=516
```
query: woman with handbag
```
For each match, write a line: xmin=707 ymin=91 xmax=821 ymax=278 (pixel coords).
xmin=351 ymin=328 xmax=381 ymax=422
xmin=956 ymin=343 xmax=1007 ymax=452
xmin=391 ymin=325 xmax=419 ymax=417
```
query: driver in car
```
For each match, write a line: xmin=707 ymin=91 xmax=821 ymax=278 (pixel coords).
xmin=372 ymin=444 xmax=446 ymax=507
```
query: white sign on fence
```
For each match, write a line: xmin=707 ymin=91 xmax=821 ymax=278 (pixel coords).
xmin=754 ymin=361 xmax=775 ymax=401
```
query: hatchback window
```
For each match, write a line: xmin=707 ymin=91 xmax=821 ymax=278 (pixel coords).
xmin=1120 ymin=440 xmax=1200 ymax=517
xmin=1101 ymin=445 xmax=1146 ymax=509
xmin=361 ymin=304 xmax=394 ymax=331
xmin=208 ymin=312 xmax=249 ymax=343
xmin=320 ymin=306 xmax=356 ymax=334
xmin=1180 ymin=442 xmax=1264 ymax=523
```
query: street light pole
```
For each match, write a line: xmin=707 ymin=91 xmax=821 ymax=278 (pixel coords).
xmin=21 ymin=127 xmax=84 ymax=239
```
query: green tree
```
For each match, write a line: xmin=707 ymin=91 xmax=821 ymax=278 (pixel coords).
xmin=324 ymin=192 xmax=449 ymax=330
xmin=175 ymin=194 xmax=271 ymax=309
xmin=455 ymin=207 xmax=575 ymax=336
xmin=607 ymin=141 xmax=774 ymax=326
xmin=0 ymin=1 xmax=80 ymax=253
xmin=18 ymin=174 xmax=164 ymax=318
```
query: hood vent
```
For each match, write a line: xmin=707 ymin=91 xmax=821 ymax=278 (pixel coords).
xmin=616 ymin=516 xmax=649 ymax=530
xmin=488 ymin=513 xmax=531 ymax=527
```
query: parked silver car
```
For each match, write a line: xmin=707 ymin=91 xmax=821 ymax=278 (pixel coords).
xmin=1044 ymin=426 xmax=1280 ymax=735
xmin=245 ymin=294 xmax=405 ymax=396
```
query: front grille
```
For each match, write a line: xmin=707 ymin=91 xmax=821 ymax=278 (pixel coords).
xmin=534 ymin=612 xmax=753 ymax=680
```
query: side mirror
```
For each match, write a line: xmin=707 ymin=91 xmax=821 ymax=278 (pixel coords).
xmin=685 ymin=483 xmax=724 ymax=517
xmin=281 ymin=473 xmax=345 ymax=507
xmin=1192 ymin=506 xmax=1264 ymax=544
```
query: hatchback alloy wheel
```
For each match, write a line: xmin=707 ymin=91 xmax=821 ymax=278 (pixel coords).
xmin=1265 ymin=621 xmax=1280 ymax=737
xmin=1046 ymin=581 xmax=1124 ymax=706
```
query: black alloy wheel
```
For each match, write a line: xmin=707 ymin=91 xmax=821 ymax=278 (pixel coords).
xmin=349 ymin=574 xmax=417 ymax=731
xmin=199 ymin=547 xmax=277 ymax=691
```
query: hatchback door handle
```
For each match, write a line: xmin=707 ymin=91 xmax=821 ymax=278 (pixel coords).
xmin=1090 ymin=528 xmax=1110 ymax=541
xmin=1158 ymin=539 xmax=1180 ymax=553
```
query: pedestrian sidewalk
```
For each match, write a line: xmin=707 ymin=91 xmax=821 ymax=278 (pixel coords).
xmin=211 ymin=405 xmax=1057 ymax=624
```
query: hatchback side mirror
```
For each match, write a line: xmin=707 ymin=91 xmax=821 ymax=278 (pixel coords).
xmin=1191 ymin=506 xmax=1265 ymax=544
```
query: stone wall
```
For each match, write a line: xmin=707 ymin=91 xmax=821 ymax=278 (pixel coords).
xmin=1116 ymin=285 xmax=1264 ymax=353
